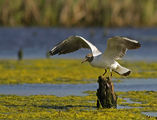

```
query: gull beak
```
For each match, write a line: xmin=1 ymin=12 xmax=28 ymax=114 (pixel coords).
xmin=81 ymin=58 xmax=88 ymax=64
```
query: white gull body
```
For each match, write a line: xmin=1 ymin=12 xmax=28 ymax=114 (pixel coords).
xmin=49 ymin=36 xmax=141 ymax=76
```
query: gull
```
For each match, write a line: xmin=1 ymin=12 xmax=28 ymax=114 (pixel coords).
xmin=49 ymin=36 xmax=141 ymax=77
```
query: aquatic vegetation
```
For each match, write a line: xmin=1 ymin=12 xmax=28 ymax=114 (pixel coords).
xmin=0 ymin=59 xmax=157 ymax=84
xmin=0 ymin=59 xmax=156 ymax=119
xmin=119 ymin=91 xmax=157 ymax=112
xmin=0 ymin=0 xmax=157 ymax=27
xmin=0 ymin=91 xmax=156 ymax=119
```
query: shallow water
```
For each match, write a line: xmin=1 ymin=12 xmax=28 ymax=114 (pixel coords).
xmin=117 ymin=98 xmax=143 ymax=109
xmin=142 ymin=112 xmax=157 ymax=117
xmin=116 ymin=78 xmax=157 ymax=91
xmin=117 ymin=105 xmax=143 ymax=109
xmin=0 ymin=28 xmax=157 ymax=61
xmin=0 ymin=78 xmax=156 ymax=96
xmin=0 ymin=83 xmax=96 ymax=96
xmin=121 ymin=98 xmax=142 ymax=104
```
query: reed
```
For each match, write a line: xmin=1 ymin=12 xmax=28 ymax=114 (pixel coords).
xmin=0 ymin=0 xmax=157 ymax=27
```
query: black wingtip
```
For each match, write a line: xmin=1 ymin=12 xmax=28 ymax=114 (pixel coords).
xmin=122 ymin=71 xmax=131 ymax=76
xmin=49 ymin=51 xmax=54 ymax=56
xmin=136 ymin=42 xmax=141 ymax=48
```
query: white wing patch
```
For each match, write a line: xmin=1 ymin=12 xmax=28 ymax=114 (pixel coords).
xmin=76 ymin=36 xmax=102 ymax=56
xmin=122 ymin=37 xmax=138 ymax=43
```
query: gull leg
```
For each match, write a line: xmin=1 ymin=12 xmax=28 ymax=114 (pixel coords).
xmin=110 ymin=72 xmax=112 ymax=77
xmin=110 ymin=69 xmax=112 ymax=79
xmin=103 ymin=69 xmax=107 ymax=76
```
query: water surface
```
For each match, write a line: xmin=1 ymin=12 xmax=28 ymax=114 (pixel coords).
xmin=142 ymin=112 xmax=157 ymax=117
xmin=0 ymin=78 xmax=156 ymax=96
xmin=0 ymin=28 xmax=157 ymax=60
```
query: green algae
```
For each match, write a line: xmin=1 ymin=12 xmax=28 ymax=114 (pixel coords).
xmin=0 ymin=91 xmax=157 ymax=119
xmin=0 ymin=59 xmax=157 ymax=84
xmin=119 ymin=91 xmax=157 ymax=112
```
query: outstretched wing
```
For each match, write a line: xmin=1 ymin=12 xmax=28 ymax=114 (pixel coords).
xmin=49 ymin=36 xmax=102 ymax=56
xmin=103 ymin=36 xmax=141 ymax=60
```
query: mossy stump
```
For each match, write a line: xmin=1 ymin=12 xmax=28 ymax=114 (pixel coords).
xmin=96 ymin=76 xmax=118 ymax=108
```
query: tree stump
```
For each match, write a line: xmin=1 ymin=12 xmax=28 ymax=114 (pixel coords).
xmin=18 ymin=48 xmax=23 ymax=61
xmin=96 ymin=76 xmax=118 ymax=108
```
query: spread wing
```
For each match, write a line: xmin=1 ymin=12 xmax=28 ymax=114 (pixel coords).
xmin=49 ymin=36 xmax=102 ymax=56
xmin=103 ymin=36 xmax=141 ymax=60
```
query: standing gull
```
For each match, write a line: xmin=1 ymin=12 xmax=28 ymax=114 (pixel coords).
xmin=49 ymin=36 xmax=141 ymax=76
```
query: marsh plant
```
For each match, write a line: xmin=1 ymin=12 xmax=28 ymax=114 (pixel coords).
xmin=0 ymin=0 xmax=157 ymax=27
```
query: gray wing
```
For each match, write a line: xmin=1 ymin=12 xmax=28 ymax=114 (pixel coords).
xmin=103 ymin=36 xmax=141 ymax=60
xmin=49 ymin=36 xmax=102 ymax=56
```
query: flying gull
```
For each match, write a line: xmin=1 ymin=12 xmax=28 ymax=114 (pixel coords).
xmin=49 ymin=36 xmax=141 ymax=77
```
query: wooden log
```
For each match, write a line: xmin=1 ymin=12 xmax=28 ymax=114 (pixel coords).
xmin=96 ymin=76 xmax=118 ymax=108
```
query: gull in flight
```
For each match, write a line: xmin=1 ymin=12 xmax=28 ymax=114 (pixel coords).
xmin=49 ymin=36 xmax=141 ymax=77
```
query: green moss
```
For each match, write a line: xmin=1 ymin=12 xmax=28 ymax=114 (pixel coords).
xmin=0 ymin=91 xmax=156 ymax=119
xmin=0 ymin=59 xmax=157 ymax=84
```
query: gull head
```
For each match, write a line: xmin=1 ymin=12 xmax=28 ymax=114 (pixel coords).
xmin=81 ymin=53 xmax=93 ymax=63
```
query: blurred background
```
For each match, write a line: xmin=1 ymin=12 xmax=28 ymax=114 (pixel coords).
xmin=0 ymin=0 xmax=157 ymax=60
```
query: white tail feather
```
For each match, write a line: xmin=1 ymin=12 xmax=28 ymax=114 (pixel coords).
xmin=114 ymin=65 xmax=131 ymax=76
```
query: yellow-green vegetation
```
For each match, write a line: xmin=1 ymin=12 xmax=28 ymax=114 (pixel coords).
xmin=120 ymin=91 xmax=157 ymax=112
xmin=0 ymin=59 xmax=157 ymax=84
xmin=0 ymin=0 xmax=157 ymax=27
xmin=0 ymin=91 xmax=156 ymax=119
